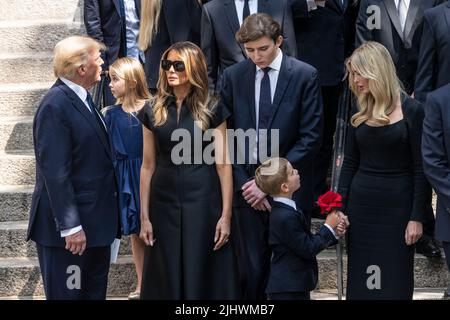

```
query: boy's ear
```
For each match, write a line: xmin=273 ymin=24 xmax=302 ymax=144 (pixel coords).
xmin=280 ymin=182 xmax=289 ymax=194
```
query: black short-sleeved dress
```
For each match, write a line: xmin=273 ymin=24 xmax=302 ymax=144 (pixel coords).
xmin=338 ymin=95 xmax=426 ymax=300
xmin=137 ymin=96 xmax=240 ymax=299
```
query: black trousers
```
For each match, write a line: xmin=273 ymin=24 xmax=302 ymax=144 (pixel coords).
xmin=443 ymin=242 xmax=450 ymax=271
xmin=268 ymin=292 xmax=310 ymax=300
xmin=36 ymin=244 xmax=111 ymax=300
xmin=313 ymin=85 xmax=340 ymax=201
xmin=234 ymin=204 xmax=271 ymax=300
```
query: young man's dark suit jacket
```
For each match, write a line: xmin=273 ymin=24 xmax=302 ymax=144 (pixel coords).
xmin=220 ymin=53 xmax=323 ymax=299
xmin=27 ymin=79 xmax=120 ymax=298
xmin=415 ymin=1 xmax=450 ymax=103
xmin=84 ymin=0 xmax=141 ymax=67
xmin=356 ymin=0 xmax=445 ymax=94
xmin=422 ymin=83 xmax=450 ymax=245
xmin=201 ymin=0 xmax=298 ymax=91
xmin=144 ymin=0 xmax=202 ymax=90
xmin=267 ymin=201 xmax=337 ymax=295
xmin=292 ymin=0 xmax=360 ymax=87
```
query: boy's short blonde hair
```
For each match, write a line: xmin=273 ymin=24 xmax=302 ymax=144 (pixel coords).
xmin=53 ymin=36 xmax=105 ymax=79
xmin=255 ymin=157 xmax=289 ymax=196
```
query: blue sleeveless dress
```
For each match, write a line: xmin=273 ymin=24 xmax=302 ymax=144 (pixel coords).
xmin=104 ymin=105 xmax=143 ymax=235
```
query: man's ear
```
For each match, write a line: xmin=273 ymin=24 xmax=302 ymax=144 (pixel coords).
xmin=77 ymin=65 xmax=86 ymax=77
xmin=275 ymin=35 xmax=283 ymax=48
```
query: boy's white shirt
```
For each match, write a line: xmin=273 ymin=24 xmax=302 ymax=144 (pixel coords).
xmin=272 ymin=197 xmax=338 ymax=239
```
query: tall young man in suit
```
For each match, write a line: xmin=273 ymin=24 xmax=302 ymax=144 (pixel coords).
xmin=356 ymin=0 xmax=444 ymax=258
xmin=291 ymin=0 xmax=360 ymax=214
xmin=84 ymin=0 xmax=143 ymax=105
xmin=28 ymin=36 xmax=120 ymax=299
xmin=201 ymin=0 xmax=306 ymax=92
xmin=422 ymin=83 xmax=450 ymax=300
xmin=415 ymin=1 xmax=450 ymax=102
xmin=220 ymin=13 xmax=323 ymax=299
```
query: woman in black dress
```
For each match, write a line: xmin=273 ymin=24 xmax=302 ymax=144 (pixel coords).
xmin=137 ymin=41 xmax=240 ymax=299
xmin=338 ymin=42 xmax=425 ymax=299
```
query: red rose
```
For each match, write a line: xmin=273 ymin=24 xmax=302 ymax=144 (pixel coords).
xmin=317 ymin=191 xmax=342 ymax=215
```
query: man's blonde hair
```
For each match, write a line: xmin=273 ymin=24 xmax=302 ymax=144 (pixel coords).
xmin=53 ymin=36 xmax=105 ymax=79
xmin=255 ymin=157 xmax=290 ymax=196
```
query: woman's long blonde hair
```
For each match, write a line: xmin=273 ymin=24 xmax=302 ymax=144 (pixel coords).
xmin=139 ymin=0 xmax=162 ymax=52
xmin=109 ymin=57 xmax=151 ymax=111
xmin=347 ymin=41 xmax=403 ymax=127
xmin=152 ymin=41 xmax=215 ymax=131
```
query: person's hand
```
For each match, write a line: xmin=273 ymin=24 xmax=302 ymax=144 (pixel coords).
xmin=242 ymin=180 xmax=267 ymax=209
xmin=253 ymin=198 xmax=272 ymax=212
xmin=140 ymin=219 xmax=155 ymax=246
xmin=335 ymin=211 xmax=349 ymax=237
xmin=405 ymin=220 xmax=423 ymax=246
xmin=325 ymin=210 xmax=340 ymax=229
xmin=65 ymin=229 xmax=87 ymax=255
xmin=214 ymin=215 xmax=231 ymax=251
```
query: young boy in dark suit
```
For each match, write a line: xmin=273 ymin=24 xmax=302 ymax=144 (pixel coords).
xmin=255 ymin=157 xmax=348 ymax=300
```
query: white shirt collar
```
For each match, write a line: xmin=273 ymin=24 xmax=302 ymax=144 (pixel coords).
xmin=60 ymin=77 xmax=88 ymax=104
xmin=256 ymin=49 xmax=283 ymax=73
xmin=273 ymin=197 xmax=297 ymax=211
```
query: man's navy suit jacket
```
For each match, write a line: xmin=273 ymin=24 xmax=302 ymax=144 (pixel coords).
xmin=27 ymin=79 xmax=120 ymax=248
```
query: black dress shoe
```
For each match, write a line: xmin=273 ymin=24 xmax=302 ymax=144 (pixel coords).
xmin=443 ymin=287 xmax=450 ymax=300
xmin=416 ymin=236 xmax=442 ymax=258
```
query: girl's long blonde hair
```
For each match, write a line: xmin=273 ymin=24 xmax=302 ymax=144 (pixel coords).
xmin=109 ymin=57 xmax=151 ymax=111
xmin=347 ymin=41 xmax=403 ymax=127
xmin=139 ymin=0 xmax=162 ymax=52
xmin=152 ymin=41 xmax=215 ymax=131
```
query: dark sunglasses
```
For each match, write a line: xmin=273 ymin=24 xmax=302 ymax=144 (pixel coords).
xmin=161 ymin=59 xmax=186 ymax=72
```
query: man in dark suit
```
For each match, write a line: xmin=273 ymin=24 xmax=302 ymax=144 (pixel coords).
xmin=220 ymin=13 xmax=323 ymax=299
xmin=356 ymin=0 xmax=444 ymax=94
xmin=84 ymin=0 xmax=142 ymax=105
xmin=27 ymin=36 xmax=120 ymax=300
xmin=356 ymin=0 xmax=444 ymax=258
xmin=422 ymin=83 xmax=450 ymax=300
xmin=292 ymin=0 xmax=360 ymax=213
xmin=201 ymin=0 xmax=302 ymax=92
xmin=415 ymin=1 xmax=450 ymax=103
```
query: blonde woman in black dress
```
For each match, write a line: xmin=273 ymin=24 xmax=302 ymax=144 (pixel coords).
xmin=338 ymin=42 xmax=425 ymax=299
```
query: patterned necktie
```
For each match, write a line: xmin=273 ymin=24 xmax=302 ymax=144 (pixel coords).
xmin=258 ymin=67 xmax=272 ymax=130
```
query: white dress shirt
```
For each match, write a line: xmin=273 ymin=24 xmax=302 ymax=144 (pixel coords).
xmin=235 ymin=0 xmax=258 ymax=26
xmin=123 ymin=0 xmax=145 ymax=62
xmin=273 ymin=196 xmax=338 ymax=239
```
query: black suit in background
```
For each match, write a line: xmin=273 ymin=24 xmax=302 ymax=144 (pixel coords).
xmin=266 ymin=201 xmax=337 ymax=300
xmin=28 ymin=80 xmax=120 ymax=299
xmin=220 ymin=53 xmax=323 ymax=299
xmin=356 ymin=0 xmax=445 ymax=95
xmin=143 ymin=0 xmax=202 ymax=90
xmin=415 ymin=1 xmax=450 ymax=103
xmin=201 ymin=0 xmax=299 ymax=91
xmin=84 ymin=0 xmax=142 ymax=105
xmin=422 ymin=84 xmax=450 ymax=279
xmin=356 ymin=0 xmax=444 ymax=247
xmin=292 ymin=0 xmax=359 ymax=206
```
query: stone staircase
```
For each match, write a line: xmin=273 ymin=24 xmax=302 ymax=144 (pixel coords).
xmin=0 ymin=0 xmax=448 ymax=300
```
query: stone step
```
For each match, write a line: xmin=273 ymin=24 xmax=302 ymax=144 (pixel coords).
xmin=0 ymin=52 xmax=55 ymax=84
xmin=0 ymin=150 xmax=35 ymax=185
xmin=0 ymin=20 xmax=85 ymax=54
xmin=0 ymin=220 xmax=132 ymax=258
xmin=0 ymin=252 xmax=447 ymax=297
xmin=0 ymin=116 xmax=33 ymax=151
xmin=0 ymin=256 xmax=135 ymax=297
xmin=0 ymin=185 xmax=33 ymax=222
xmin=316 ymin=251 xmax=450 ymax=290
xmin=0 ymin=0 xmax=83 ymax=22
xmin=0 ymin=83 xmax=50 ymax=117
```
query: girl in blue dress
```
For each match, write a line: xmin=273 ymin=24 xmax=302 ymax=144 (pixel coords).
xmin=103 ymin=57 xmax=151 ymax=299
